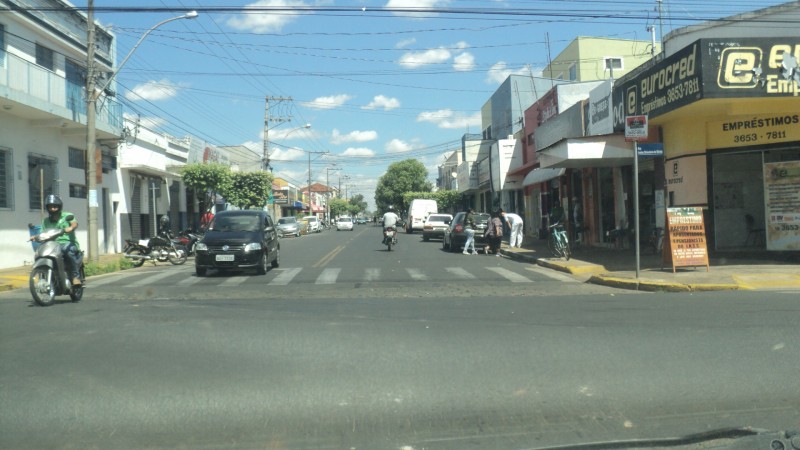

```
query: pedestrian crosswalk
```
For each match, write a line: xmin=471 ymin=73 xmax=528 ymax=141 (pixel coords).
xmin=88 ymin=264 xmax=575 ymax=289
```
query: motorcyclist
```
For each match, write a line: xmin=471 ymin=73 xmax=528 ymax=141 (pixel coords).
xmin=33 ymin=195 xmax=82 ymax=286
xmin=158 ymin=215 xmax=173 ymax=238
xmin=382 ymin=206 xmax=400 ymax=243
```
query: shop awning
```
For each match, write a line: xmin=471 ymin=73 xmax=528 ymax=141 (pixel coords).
xmin=537 ymin=134 xmax=634 ymax=169
xmin=522 ymin=168 xmax=565 ymax=187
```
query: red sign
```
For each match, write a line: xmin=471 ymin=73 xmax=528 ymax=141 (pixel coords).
xmin=625 ymin=115 xmax=648 ymax=142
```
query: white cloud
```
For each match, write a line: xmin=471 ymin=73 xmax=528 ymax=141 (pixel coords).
xmin=341 ymin=147 xmax=376 ymax=157
xmin=453 ymin=52 xmax=475 ymax=71
xmin=386 ymin=0 xmax=451 ymax=17
xmin=330 ymin=129 xmax=378 ymax=145
xmin=363 ymin=95 xmax=400 ymax=111
xmin=398 ymin=47 xmax=451 ymax=68
xmin=417 ymin=109 xmax=481 ymax=129
xmin=269 ymin=126 xmax=314 ymax=140
xmin=269 ymin=146 xmax=308 ymax=162
xmin=385 ymin=138 xmax=414 ymax=153
xmin=125 ymin=79 xmax=183 ymax=101
xmin=396 ymin=38 xmax=416 ymax=48
xmin=486 ymin=62 xmax=534 ymax=84
xmin=302 ymin=94 xmax=353 ymax=110
xmin=227 ymin=0 xmax=306 ymax=33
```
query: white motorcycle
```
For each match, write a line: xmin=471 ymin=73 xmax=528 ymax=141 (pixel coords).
xmin=29 ymin=219 xmax=85 ymax=307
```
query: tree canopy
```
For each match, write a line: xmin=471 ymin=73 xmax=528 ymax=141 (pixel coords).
xmin=374 ymin=159 xmax=432 ymax=213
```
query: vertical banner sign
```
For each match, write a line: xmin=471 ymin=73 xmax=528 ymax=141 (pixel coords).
xmin=764 ymin=161 xmax=800 ymax=251
xmin=664 ymin=207 xmax=709 ymax=272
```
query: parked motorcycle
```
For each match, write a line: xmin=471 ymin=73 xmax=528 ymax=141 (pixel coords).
xmin=175 ymin=229 xmax=202 ymax=256
xmin=123 ymin=232 xmax=188 ymax=267
xmin=382 ymin=226 xmax=398 ymax=251
xmin=29 ymin=220 xmax=85 ymax=306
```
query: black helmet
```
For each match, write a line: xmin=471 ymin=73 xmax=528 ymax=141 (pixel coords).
xmin=45 ymin=194 xmax=63 ymax=222
xmin=387 ymin=205 xmax=395 ymax=212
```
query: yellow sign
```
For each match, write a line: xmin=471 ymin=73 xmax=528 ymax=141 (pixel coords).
xmin=707 ymin=113 xmax=800 ymax=149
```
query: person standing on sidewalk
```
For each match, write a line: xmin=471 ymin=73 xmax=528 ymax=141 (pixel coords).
xmin=462 ymin=208 xmax=477 ymax=255
xmin=484 ymin=210 xmax=503 ymax=256
xmin=501 ymin=209 xmax=524 ymax=248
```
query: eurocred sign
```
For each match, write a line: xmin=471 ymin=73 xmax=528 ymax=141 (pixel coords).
xmin=613 ymin=38 xmax=800 ymax=131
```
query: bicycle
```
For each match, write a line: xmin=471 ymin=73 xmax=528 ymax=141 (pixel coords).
xmin=548 ymin=222 xmax=571 ymax=260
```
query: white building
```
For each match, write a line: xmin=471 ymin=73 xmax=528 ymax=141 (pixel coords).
xmin=0 ymin=0 xmax=121 ymax=269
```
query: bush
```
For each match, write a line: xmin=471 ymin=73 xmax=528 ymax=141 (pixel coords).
xmin=84 ymin=257 xmax=135 ymax=277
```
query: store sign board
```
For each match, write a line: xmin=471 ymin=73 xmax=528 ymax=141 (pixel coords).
xmin=663 ymin=207 xmax=709 ymax=272
xmin=273 ymin=188 xmax=289 ymax=204
xmin=625 ymin=115 xmax=648 ymax=142
xmin=764 ymin=161 xmax=800 ymax=251
xmin=704 ymin=38 xmax=800 ymax=98
xmin=707 ymin=113 xmax=800 ymax=149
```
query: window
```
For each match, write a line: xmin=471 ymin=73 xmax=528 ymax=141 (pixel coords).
xmin=35 ymin=43 xmax=54 ymax=71
xmin=69 ymin=147 xmax=86 ymax=170
xmin=69 ymin=183 xmax=87 ymax=199
xmin=28 ymin=154 xmax=58 ymax=210
xmin=0 ymin=24 xmax=6 ymax=68
xmin=568 ymin=64 xmax=577 ymax=81
xmin=0 ymin=147 xmax=12 ymax=209
xmin=102 ymin=152 xmax=117 ymax=174
xmin=605 ymin=57 xmax=623 ymax=71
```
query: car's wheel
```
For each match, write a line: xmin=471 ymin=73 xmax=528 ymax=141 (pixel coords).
xmin=256 ymin=251 xmax=267 ymax=275
xmin=423 ymin=235 xmax=430 ymax=242
xmin=271 ymin=247 xmax=280 ymax=268
xmin=443 ymin=235 xmax=450 ymax=251
xmin=195 ymin=266 xmax=207 ymax=277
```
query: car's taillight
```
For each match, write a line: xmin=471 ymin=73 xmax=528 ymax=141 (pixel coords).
xmin=455 ymin=224 xmax=463 ymax=233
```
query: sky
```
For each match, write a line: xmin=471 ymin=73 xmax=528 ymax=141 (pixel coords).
xmin=72 ymin=0 xmax=780 ymax=211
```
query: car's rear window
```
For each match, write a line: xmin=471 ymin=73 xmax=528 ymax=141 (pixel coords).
xmin=278 ymin=217 xmax=296 ymax=224
xmin=427 ymin=215 xmax=451 ymax=222
xmin=210 ymin=215 xmax=261 ymax=232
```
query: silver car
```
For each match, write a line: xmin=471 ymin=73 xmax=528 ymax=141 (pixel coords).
xmin=276 ymin=217 xmax=301 ymax=237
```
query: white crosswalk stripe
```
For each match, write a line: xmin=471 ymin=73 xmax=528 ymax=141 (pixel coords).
xmin=220 ymin=275 xmax=250 ymax=286
xmin=406 ymin=268 xmax=428 ymax=281
xmin=269 ymin=268 xmax=302 ymax=286
xmin=316 ymin=268 xmax=341 ymax=285
xmin=123 ymin=270 xmax=178 ymax=288
xmin=446 ymin=267 xmax=476 ymax=280
xmin=364 ymin=268 xmax=381 ymax=282
xmin=177 ymin=275 xmax=203 ymax=286
xmin=486 ymin=267 xmax=533 ymax=283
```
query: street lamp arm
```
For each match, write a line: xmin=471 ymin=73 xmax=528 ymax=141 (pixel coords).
xmin=96 ymin=11 xmax=198 ymax=98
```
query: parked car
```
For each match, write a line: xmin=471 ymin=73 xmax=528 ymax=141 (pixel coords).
xmin=276 ymin=216 xmax=301 ymax=237
xmin=303 ymin=216 xmax=321 ymax=233
xmin=336 ymin=216 xmax=354 ymax=231
xmin=442 ymin=211 xmax=490 ymax=253
xmin=194 ymin=210 xmax=280 ymax=276
xmin=422 ymin=213 xmax=453 ymax=241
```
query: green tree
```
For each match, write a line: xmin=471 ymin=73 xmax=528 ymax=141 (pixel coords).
xmin=348 ymin=194 xmax=368 ymax=216
xmin=180 ymin=163 xmax=231 ymax=209
xmin=328 ymin=198 xmax=350 ymax=218
xmin=374 ymin=159 xmax=432 ymax=213
xmin=222 ymin=171 xmax=274 ymax=210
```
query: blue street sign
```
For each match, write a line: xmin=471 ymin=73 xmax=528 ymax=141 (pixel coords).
xmin=637 ymin=143 xmax=664 ymax=158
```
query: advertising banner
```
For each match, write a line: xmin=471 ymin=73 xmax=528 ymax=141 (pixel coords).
xmin=273 ymin=188 xmax=289 ymax=205
xmin=703 ymin=38 xmax=800 ymax=98
xmin=764 ymin=161 xmax=800 ymax=251
xmin=707 ymin=113 xmax=800 ymax=149
xmin=664 ymin=207 xmax=709 ymax=272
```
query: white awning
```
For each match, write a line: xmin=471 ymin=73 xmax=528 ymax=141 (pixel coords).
xmin=522 ymin=168 xmax=565 ymax=187
xmin=538 ymin=134 xmax=634 ymax=169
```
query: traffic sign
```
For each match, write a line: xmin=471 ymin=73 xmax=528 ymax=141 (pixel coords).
xmin=637 ymin=143 xmax=664 ymax=158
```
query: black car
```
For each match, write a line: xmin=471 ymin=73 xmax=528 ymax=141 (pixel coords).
xmin=194 ymin=210 xmax=280 ymax=276
xmin=442 ymin=211 xmax=490 ymax=253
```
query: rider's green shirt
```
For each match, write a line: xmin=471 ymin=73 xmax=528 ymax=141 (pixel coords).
xmin=42 ymin=211 xmax=80 ymax=250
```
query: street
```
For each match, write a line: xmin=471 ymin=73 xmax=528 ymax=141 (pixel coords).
xmin=1 ymin=224 xmax=799 ymax=449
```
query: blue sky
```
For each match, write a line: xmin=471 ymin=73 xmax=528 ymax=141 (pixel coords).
xmin=74 ymin=0 xmax=776 ymax=210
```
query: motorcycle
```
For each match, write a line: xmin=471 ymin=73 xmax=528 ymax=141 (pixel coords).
xmin=382 ymin=226 xmax=398 ymax=251
xmin=123 ymin=231 xmax=188 ymax=267
xmin=175 ymin=229 xmax=202 ymax=256
xmin=29 ymin=219 xmax=85 ymax=307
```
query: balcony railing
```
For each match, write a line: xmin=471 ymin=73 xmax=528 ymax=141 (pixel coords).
xmin=0 ymin=51 xmax=122 ymax=132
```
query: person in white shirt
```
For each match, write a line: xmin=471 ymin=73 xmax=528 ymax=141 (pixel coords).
xmin=382 ymin=205 xmax=400 ymax=242
xmin=501 ymin=209 xmax=524 ymax=248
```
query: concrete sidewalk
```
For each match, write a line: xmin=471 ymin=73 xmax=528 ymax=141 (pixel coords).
xmin=498 ymin=238 xmax=800 ymax=292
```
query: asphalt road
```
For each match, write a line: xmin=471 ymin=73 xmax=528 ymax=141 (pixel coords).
xmin=1 ymin=224 xmax=799 ymax=449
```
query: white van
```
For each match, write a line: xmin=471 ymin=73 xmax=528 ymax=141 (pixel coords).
xmin=302 ymin=216 xmax=320 ymax=233
xmin=406 ymin=199 xmax=438 ymax=234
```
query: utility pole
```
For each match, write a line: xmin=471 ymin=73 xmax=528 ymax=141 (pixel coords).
xmin=305 ymin=150 xmax=328 ymax=215
xmin=262 ymin=96 xmax=292 ymax=171
xmin=85 ymin=0 xmax=98 ymax=262
xmin=325 ymin=166 xmax=340 ymax=222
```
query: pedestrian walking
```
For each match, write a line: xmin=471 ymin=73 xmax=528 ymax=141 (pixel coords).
xmin=462 ymin=208 xmax=477 ymax=255
xmin=501 ymin=210 xmax=524 ymax=248
xmin=484 ymin=210 xmax=503 ymax=256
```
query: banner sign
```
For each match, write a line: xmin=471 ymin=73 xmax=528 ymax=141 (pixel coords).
xmin=664 ymin=207 xmax=709 ymax=272
xmin=625 ymin=115 xmax=648 ymax=142
xmin=764 ymin=161 xmax=800 ymax=251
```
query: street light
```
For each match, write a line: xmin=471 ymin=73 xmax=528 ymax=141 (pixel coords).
xmin=85 ymin=3 xmax=198 ymax=262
